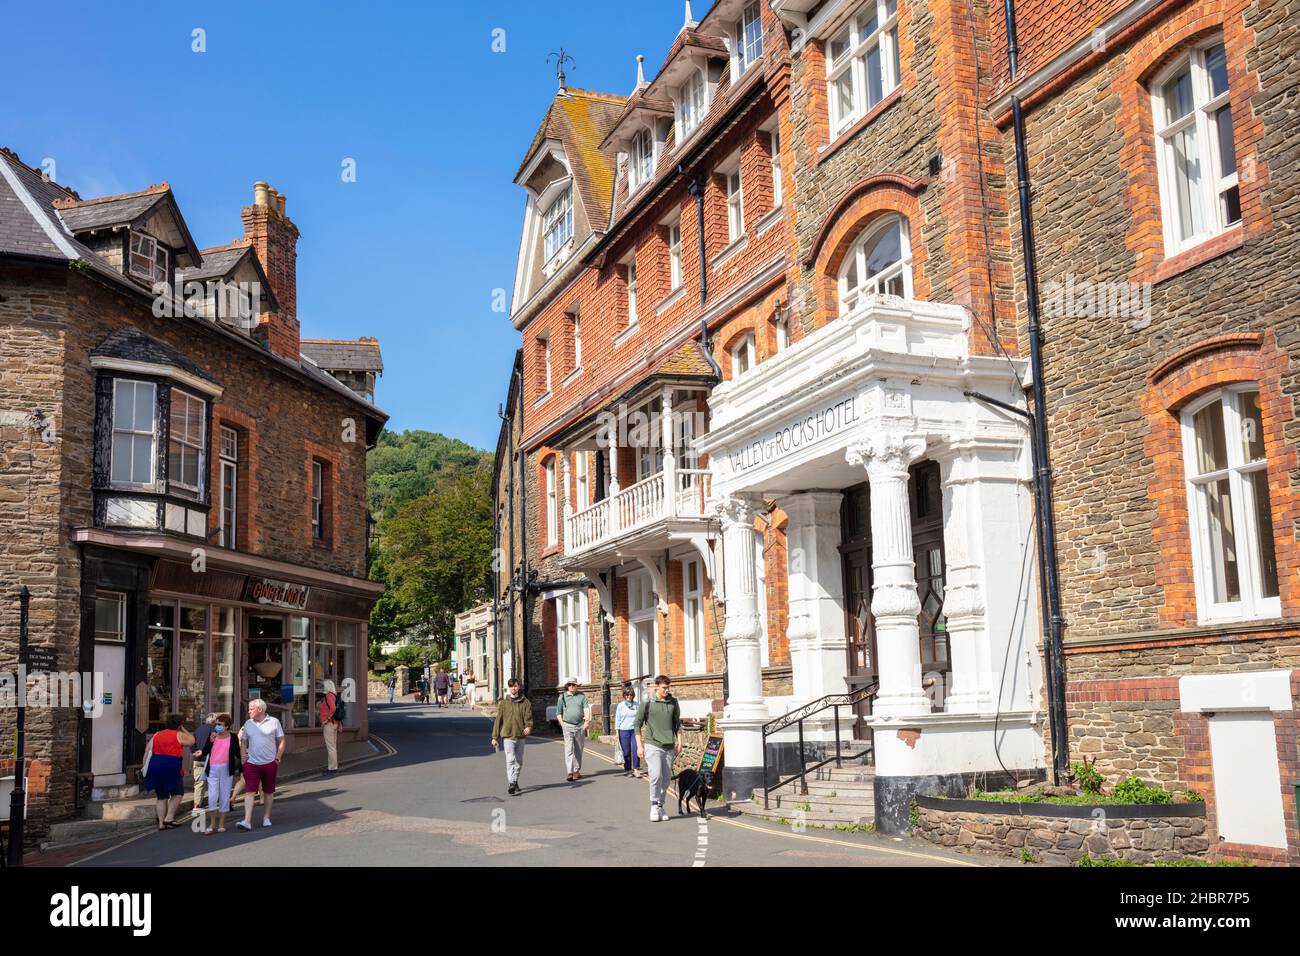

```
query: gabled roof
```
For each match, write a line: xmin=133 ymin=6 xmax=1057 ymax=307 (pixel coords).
xmin=515 ymin=88 xmax=626 ymax=234
xmin=300 ymin=337 xmax=383 ymax=373
xmin=176 ymin=240 xmax=280 ymax=312
xmin=53 ymin=182 xmax=202 ymax=266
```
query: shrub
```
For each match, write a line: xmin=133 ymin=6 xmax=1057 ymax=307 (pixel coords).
xmin=1071 ymin=757 xmax=1105 ymax=795
xmin=1111 ymin=775 xmax=1172 ymax=805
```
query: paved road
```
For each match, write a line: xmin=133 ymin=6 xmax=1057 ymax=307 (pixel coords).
xmin=71 ymin=703 xmax=988 ymax=867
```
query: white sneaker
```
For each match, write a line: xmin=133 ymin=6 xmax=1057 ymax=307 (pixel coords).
xmin=649 ymin=805 xmax=661 ymax=822
xmin=658 ymin=805 xmax=669 ymax=822
xmin=261 ymin=818 xmax=272 ymax=828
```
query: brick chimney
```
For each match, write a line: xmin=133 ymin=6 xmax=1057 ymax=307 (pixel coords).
xmin=241 ymin=181 xmax=300 ymax=359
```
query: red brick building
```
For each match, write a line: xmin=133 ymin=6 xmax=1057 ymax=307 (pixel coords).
xmin=0 ymin=152 xmax=386 ymax=841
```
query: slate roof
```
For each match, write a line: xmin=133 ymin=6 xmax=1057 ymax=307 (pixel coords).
xmin=55 ymin=187 xmax=169 ymax=232
xmin=300 ymin=338 xmax=384 ymax=373
xmin=91 ymin=327 xmax=215 ymax=383
xmin=516 ymin=88 xmax=626 ymax=235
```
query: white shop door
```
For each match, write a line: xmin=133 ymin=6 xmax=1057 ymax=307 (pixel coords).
xmin=92 ymin=643 xmax=127 ymax=783
xmin=1207 ymin=712 xmax=1287 ymax=848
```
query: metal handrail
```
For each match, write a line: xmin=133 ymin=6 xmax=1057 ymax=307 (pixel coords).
xmin=760 ymin=682 xmax=878 ymax=809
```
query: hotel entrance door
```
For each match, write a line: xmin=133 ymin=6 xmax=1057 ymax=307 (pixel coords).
xmin=840 ymin=484 xmax=876 ymax=740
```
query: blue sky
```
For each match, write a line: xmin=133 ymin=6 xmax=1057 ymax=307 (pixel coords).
xmin=3 ymin=0 xmax=705 ymax=450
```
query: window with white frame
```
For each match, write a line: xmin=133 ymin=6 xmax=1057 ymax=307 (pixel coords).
xmin=219 ymin=425 xmax=238 ymax=548
xmin=167 ymin=388 xmax=206 ymax=497
xmin=726 ymin=167 xmax=744 ymax=242
xmin=668 ymin=223 xmax=682 ymax=290
xmin=731 ymin=332 xmax=756 ymax=377
xmin=1181 ymin=387 xmax=1279 ymax=621
xmin=631 ymin=127 xmax=655 ymax=191
xmin=1153 ymin=41 xmax=1240 ymax=254
xmin=627 ymin=572 xmax=658 ymax=678
xmin=574 ymin=451 xmax=589 ymax=510
xmin=679 ymin=69 xmax=707 ymax=140
xmin=769 ymin=127 xmax=783 ymax=209
xmin=838 ymin=215 xmax=912 ymax=313
xmin=311 ymin=460 xmax=325 ymax=540
xmin=129 ymin=231 xmax=169 ymax=284
xmin=827 ymin=0 xmax=901 ymax=138
xmin=545 ymin=457 xmax=559 ymax=547
xmin=542 ymin=185 xmax=574 ymax=261
xmin=626 ymin=257 xmax=639 ymax=327
xmin=735 ymin=2 xmax=764 ymax=74
xmin=556 ymin=590 xmax=590 ymax=683
xmin=683 ymin=557 xmax=706 ymax=674
xmin=110 ymin=379 xmax=157 ymax=487
xmin=775 ymin=312 xmax=790 ymax=351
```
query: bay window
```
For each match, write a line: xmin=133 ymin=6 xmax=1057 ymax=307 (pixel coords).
xmin=167 ymin=388 xmax=206 ymax=498
xmin=1153 ymin=40 xmax=1240 ymax=254
xmin=1181 ymin=387 xmax=1279 ymax=621
xmin=110 ymin=379 xmax=157 ymax=487
xmin=827 ymin=0 xmax=901 ymax=137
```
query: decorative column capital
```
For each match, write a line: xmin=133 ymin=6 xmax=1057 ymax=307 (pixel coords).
xmin=846 ymin=432 xmax=928 ymax=478
xmin=708 ymin=492 xmax=762 ymax=531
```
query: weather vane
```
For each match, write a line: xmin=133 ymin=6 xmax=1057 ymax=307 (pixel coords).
xmin=547 ymin=48 xmax=576 ymax=93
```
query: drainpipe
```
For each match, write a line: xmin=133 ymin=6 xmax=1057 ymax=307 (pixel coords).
xmin=684 ymin=169 xmax=723 ymax=381
xmin=1005 ymin=0 xmax=1069 ymax=784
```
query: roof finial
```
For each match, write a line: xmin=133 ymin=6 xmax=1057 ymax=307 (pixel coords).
xmin=635 ymin=54 xmax=647 ymax=91
xmin=683 ymin=0 xmax=698 ymax=30
xmin=547 ymin=48 xmax=576 ymax=94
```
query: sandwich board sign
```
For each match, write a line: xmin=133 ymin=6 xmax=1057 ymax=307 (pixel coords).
xmin=697 ymin=734 xmax=724 ymax=774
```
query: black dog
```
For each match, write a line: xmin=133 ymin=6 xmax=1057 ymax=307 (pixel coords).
xmin=676 ymin=769 xmax=714 ymax=818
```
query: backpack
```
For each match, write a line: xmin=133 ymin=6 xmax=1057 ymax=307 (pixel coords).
xmin=332 ymin=693 xmax=347 ymax=724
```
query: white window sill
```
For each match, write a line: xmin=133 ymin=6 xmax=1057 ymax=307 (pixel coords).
xmin=711 ymin=233 xmax=748 ymax=270
xmin=655 ymin=285 xmax=687 ymax=316
xmin=561 ymin=366 xmax=583 ymax=387
xmin=757 ymin=205 xmax=785 ymax=236
xmin=614 ymin=323 xmax=639 ymax=347
xmin=532 ymin=391 xmax=551 ymax=410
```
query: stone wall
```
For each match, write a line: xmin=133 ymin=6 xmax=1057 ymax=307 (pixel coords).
xmin=915 ymin=799 xmax=1211 ymax=865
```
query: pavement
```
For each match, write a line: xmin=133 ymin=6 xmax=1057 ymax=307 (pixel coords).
xmin=43 ymin=703 xmax=995 ymax=867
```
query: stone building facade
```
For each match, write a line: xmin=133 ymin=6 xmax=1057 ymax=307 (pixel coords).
xmin=0 ymin=151 xmax=386 ymax=842
xmin=994 ymin=0 xmax=1300 ymax=864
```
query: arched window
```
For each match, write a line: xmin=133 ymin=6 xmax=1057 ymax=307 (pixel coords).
xmin=1180 ymin=386 xmax=1279 ymax=621
xmin=838 ymin=215 xmax=912 ymax=314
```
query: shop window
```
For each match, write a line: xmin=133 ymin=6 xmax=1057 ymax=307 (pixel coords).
xmin=176 ymin=604 xmax=208 ymax=728
xmin=1181 ymin=386 xmax=1279 ymax=622
xmin=289 ymin=617 xmax=311 ymax=729
xmin=146 ymin=603 xmax=176 ymax=731
xmin=211 ymin=606 xmax=237 ymax=719
xmin=838 ymin=215 xmax=912 ymax=313
xmin=1153 ymin=40 xmax=1240 ymax=255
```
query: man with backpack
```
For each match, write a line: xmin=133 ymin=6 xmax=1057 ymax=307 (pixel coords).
xmin=490 ymin=678 xmax=533 ymax=795
xmin=320 ymin=679 xmax=345 ymax=777
xmin=635 ymin=675 xmax=682 ymax=822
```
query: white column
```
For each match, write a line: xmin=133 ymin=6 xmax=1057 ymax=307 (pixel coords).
xmin=936 ymin=450 xmax=991 ymax=713
xmin=712 ymin=493 xmax=767 ymax=792
xmin=661 ymin=386 xmax=677 ymax=518
xmin=781 ymin=492 xmax=848 ymax=705
xmin=606 ymin=426 xmax=620 ymax=536
xmin=846 ymin=433 xmax=931 ymax=718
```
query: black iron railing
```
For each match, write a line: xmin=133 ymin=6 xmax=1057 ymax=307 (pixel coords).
xmin=760 ymin=682 xmax=877 ymax=809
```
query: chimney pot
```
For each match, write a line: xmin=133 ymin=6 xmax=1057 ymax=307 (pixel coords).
xmin=254 ymin=181 xmax=270 ymax=207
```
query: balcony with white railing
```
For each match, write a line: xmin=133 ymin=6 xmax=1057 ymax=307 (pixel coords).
xmin=564 ymin=467 xmax=712 ymax=560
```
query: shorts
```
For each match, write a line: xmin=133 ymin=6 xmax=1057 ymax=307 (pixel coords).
xmin=242 ymin=760 xmax=279 ymax=794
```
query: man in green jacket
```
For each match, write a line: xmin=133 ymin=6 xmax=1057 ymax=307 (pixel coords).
xmin=635 ymin=675 xmax=682 ymax=822
xmin=490 ymin=678 xmax=533 ymax=795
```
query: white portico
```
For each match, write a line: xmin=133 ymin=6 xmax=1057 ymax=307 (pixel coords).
xmin=695 ymin=295 xmax=1046 ymax=827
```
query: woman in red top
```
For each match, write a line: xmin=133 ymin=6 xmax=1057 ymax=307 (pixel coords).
xmin=143 ymin=713 xmax=196 ymax=830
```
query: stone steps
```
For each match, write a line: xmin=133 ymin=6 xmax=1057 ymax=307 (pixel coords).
xmin=735 ymin=801 xmax=875 ymax=827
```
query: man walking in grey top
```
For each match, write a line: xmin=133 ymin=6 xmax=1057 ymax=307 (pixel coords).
xmin=636 ymin=675 xmax=682 ymax=822
xmin=556 ymin=679 xmax=590 ymax=782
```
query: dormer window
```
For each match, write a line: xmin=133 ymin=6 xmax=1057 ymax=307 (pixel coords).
xmin=543 ymin=185 xmax=574 ymax=261
xmin=631 ymin=127 xmax=655 ymax=191
xmin=679 ymin=70 xmax=707 ymax=140
xmin=129 ymin=231 xmax=169 ymax=284
xmin=735 ymin=2 xmax=764 ymax=74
